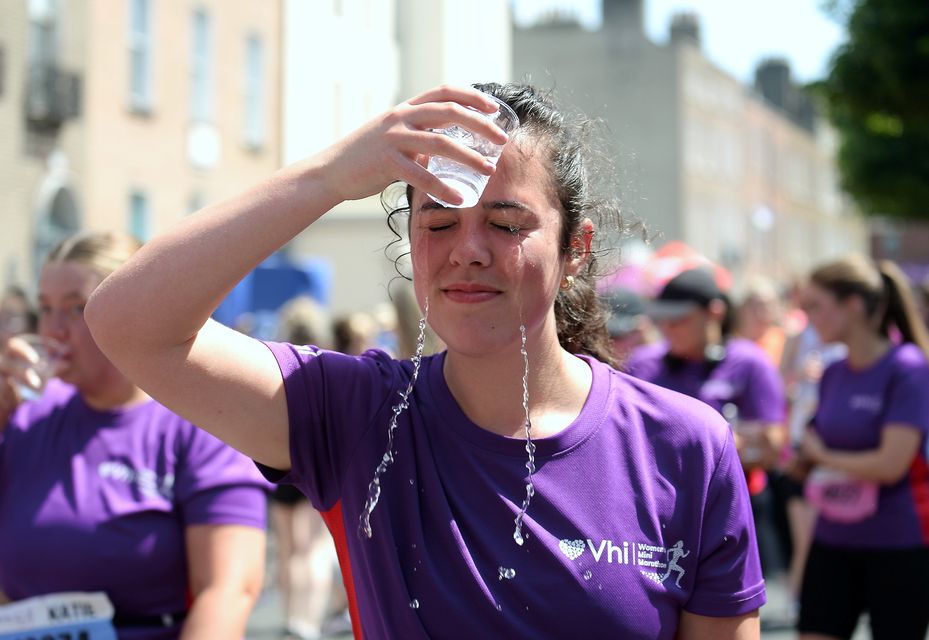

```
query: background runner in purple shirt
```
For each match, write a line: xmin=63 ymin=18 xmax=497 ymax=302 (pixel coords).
xmin=796 ymin=254 xmax=929 ymax=640
xmin=0 ymin=232 xmax=269 ymax=640
xmin=86 ymin=82 xmax=765 ymax=639
xmin=626 ymin=268 xmax=787 ymax=578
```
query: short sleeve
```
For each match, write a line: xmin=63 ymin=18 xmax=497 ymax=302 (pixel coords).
xmin=884 ymin=348 xmax=929 ymax=434
xmin=258 ymin=343 xmax=402 ymax=511
xmin=740 ymin=356 xmax=786 ymax=424
xmin=182 ymin=485 xmax=268 ymax=529
xmin=685 ymin=431 xmax=767 ymax=616
xmin=173 ymin=423 xmax=271 ymax=528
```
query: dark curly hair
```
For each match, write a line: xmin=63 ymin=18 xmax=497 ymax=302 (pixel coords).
xmin=382 ymin=82 xmax=629 ymax=368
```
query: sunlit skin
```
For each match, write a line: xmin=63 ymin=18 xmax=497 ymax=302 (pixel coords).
xmin=38 ymin=262 xmax=146 ymax=409
xmin=408 ymin=138 xmax=578 ymax=361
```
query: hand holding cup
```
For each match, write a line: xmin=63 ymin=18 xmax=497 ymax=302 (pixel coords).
xmin=0 ymin=334 xmax=65 ymax=402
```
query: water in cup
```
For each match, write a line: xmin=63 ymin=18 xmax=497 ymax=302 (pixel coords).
xmin=427 ymin=95 xmax=520 ymax=208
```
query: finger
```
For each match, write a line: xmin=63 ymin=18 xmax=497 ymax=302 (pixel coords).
xmin=406 ymin=101 xmax=511 ymax=145
xmin=395 ymin=156 xmax=467 ymax=207
xmin=400 ymin=128 xmax=497 ymax=176
xmin=407 ymin=84 xmax=500 ymax=114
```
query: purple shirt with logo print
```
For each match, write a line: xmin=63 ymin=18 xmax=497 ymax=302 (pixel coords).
xmin=812 ymin=343 xmax=929 ymax=548
xmin=258 ymin=343 xmax=766 ymax=639
xmin=0 ymin=380 xmax=269 ymax=640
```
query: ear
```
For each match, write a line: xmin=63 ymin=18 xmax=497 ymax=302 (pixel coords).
xmin=706 ymin=298 xmax=728 ymax=323
xmin=565 ymin=218 xmax=594 ymax=276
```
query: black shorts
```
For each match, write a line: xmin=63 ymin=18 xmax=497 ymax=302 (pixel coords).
xmin=269 ymin=483 xmax=307 ymax=505
xmin=798 ymin=542 xmax=929 ymax=639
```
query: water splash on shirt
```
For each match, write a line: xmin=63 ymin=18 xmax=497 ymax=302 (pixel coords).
xmin=358 ymin=298 xmax=430 ymax=539
xmin=512 ymin=325 xmax=536 ymax=546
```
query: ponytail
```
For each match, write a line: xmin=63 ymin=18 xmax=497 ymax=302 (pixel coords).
xmin=878 ymin=260 xmax=929 ymax=359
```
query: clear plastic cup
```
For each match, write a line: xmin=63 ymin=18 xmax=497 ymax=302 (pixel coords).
xmin=426 ymin=95 xmax=520 ymax=208
xmin=5 ymin=334 xmax=64 ymax=401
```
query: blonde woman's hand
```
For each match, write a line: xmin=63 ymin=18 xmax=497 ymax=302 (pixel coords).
xmin=320 ymin=85 xmax=509 ymax=205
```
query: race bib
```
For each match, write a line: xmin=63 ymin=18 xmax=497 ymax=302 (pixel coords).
xmin=804 ymin=467 xmax=879 ymax=524
xmin=0 ymin=592 xmax=116 ymax=640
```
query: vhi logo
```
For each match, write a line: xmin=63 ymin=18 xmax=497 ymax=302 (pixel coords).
xmin=558 ymin=538 xmax=632 ymax=564
xmin=559 ymin=538 xmax=690 ymax=588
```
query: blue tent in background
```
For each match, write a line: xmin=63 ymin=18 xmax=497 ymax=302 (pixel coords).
xmin=212 ymin=253 xmax=332 ymax=336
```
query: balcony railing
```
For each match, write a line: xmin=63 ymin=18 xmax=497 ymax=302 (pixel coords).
xmin=24 ymin=63 xmax=81 ymax=129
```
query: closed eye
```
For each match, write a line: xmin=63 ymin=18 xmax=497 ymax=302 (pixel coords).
xmin=492 ymin=223 xmax=520 ymax=234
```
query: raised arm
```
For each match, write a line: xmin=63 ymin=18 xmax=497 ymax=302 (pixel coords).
xmin=85 ymin=86 xmax=506 ymax=469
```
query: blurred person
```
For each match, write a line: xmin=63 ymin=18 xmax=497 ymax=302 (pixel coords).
xmin=86 ymin=82 xmax=765 ymax=638
xmin=795 ymin=255 xmax=929 ymax=640
xmin=0 ymin=231 xmax=269 ymax=639
xmin=775 ymin=314 xmax=846 ymax=621
xmin=391 ymin=278 xmax=444 ymax=359
xmin=268 ymin=296 xmax=349 ymax=640
xmin=735 ymin=276 xmax=787 ymax=367
xmin=332 ymin=311 xmax=378 ymax=356
xmin=603 ymin=286 xmax=654 ymax=364
xmin=626 ymin=268 xmax=788 ymax=579
xmin=0 ymin=286 xmax=37 ymax=344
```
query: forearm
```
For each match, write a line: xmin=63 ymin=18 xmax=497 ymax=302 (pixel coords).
xmin=179 ymin=585 xmax=257 ymax=640
xmin=817 ymin=448 xmax=904 ymax=484
xmin=87 ymin=157 xmax=340 ymax=359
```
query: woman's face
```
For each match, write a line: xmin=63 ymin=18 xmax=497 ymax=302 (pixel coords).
xmin=408 ymin=139 xmax=582 ymax=357
xmin=38 ymin=261 xmax=115 ymax=391
xmin=656 ymin=307 xmax=711 ymax=359
xmin=803 ymin=283 xmax=850 ymax=344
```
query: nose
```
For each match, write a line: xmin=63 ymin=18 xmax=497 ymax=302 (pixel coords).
xmin=40 ymin=309 xmax=68 ymax=341
xmin=448 ymin=222 xmax=492 ymax=267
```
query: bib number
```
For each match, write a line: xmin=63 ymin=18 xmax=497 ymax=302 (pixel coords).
xmin=0 ymin=593 xmax=116 ymax=640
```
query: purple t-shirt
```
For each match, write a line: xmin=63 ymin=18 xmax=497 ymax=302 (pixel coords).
xmin=812 ymin=343 xmax=929 ymax=548
xmin=625 ymin=338 xmax=786 ymax=424
xmin=0 ymin=380 xmax=269 ymax=639
xmin=259 ymin=343 xmax=765 ymax=639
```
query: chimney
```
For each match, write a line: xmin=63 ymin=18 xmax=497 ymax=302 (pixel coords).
xmin=602 ymin=0 xmax=645 ymax=45
xmin=754 ymin=58 xmax=792 ymax=111
xmin=669 ymin=12 xmax=701 ymax=49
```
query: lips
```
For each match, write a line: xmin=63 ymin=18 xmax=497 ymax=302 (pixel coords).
xmin=441 ymin=283 xmax=501 ymax=303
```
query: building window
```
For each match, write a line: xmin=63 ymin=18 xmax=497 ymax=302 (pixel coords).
xmin=190 ymin=8 xmax=212 ymax=122
xmin=127 ymin=0 xmax=153 ymax=112
xmin=243 ymin=34 xmax=264 ymax=149
xmin=129 ymin=190 xmax=150 ymax=240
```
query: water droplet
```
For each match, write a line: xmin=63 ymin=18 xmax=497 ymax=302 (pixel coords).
xmin=409 ymin=478 xmax=414 ymax=485
xmin=409 ymin=599 xmax=420 ymax=609
xmin=358 ymin=300 xmax=429 ymax=539
xmin=495 ymin=604 xmax=502 ymax=612
xmin=598 ymin=584 xmax=603 ymax=590
xmin=583 ymin=570 xmax=592 ymax=581
xmin=498 ymin=566 xmax=516 ymax=581
xmin=662 ymin=523 xmax=666 ymax=529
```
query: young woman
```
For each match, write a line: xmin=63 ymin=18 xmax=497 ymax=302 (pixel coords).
xmin=85 ymin=83 xmax=764 ymax=639
xmin=0 ymin=231 xmax=269 ymax=639
xmin=797 ymin=255 xmax=929 ymax=640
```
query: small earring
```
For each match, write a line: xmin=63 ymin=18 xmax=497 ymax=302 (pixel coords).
xmin=560 ymin=275 xmax=575 ymax=291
